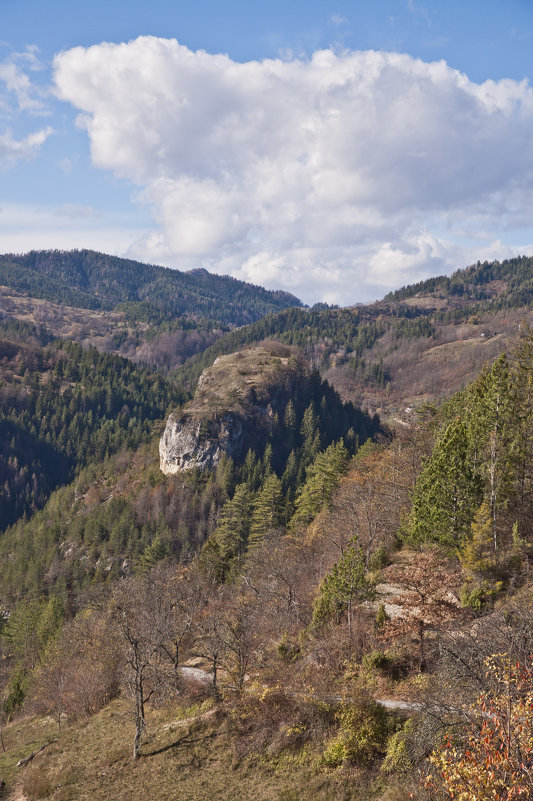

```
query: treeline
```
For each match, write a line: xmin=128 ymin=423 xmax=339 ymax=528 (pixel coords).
xmin=386 ymin=254 xmax=533 ymax=311
xmin=0 ymin=249 xmax=302 ymax=326
xmin=406 ymin=332 xmax=533 ymax=608
xmin=175 ymin=306 xmax=436 ymax=389
xmin=0 ymin=338 xmax=184 ymax=529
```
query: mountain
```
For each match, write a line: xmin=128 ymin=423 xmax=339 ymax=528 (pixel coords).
xmin=0 ymin=249 xmax=302 ymax=326
xmin=1 ymin=331 xmax=532 ymax=801
xmin=174 ymin=255 xmax=533 ymax=420
xmin=0 ymin=332 xmax=184 ymax=530
xmin=2 ymin=251 xmax=532 ymax=414
xmin=0 ymin=253 xmax=532 ymax=801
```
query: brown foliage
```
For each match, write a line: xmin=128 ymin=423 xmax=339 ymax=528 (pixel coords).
xmin=381 ymin=549 xmax=464 ymax=671
xmin=30 ymin=610 xmax=121 ymax=725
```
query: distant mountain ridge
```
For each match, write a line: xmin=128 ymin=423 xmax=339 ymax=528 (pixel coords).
xmin=0 ymin=249 xmax=302 ymax=326
xmin=173 ymin=255 xmax=533 ymax=418
xmin=385 ymin=255 xmax=533 ymax=308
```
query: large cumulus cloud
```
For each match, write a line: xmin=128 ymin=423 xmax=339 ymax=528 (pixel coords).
xmin=53 ymin=37 xmax=533 ymax=303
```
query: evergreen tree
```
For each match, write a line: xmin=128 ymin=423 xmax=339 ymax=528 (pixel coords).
xmin=409 ymin=419 xmax=482 ymax=548
xmin=136 ymin=534 xmax=170 ymax=573
xmin=249 ymin=474 xmax=284 ymax=548
xmin=241 ymin=449 xmax=260 ymax=491
xmin=291 ymin=441 xmax=349 ymax=530
xmin=459 ymin=501 xmax=496 ymax=580
xmin=300 ymin=403 xmax=319 ymax=449
xmin=281 ymin=449 xmax=298 ymax=496
xmin=213 ymin=484 xmax=254 ymax=569
xmin=312 ymin=538 xmax=373 ymax=632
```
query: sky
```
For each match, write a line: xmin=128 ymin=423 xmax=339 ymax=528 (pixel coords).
xmin=1 ymin=0 xmax=533 ymax=305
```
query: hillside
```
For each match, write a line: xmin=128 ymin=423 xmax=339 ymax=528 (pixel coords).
xmin=1 ymin=252 xmax=532 ymax=418
xmin=0 ymin=326 xmax=186 ymax=531
xmin=174 ymin=256 xmax=533 ymax=421
xmin=0 ymin=339 xmax=379 ymax=599
xmin=1 ymin=331 xmax=533 ymax=799
xmin=0 ymin=250 xmax=302 ymax=325
xmin=0 ymin=249 xmax=302 ymax=371
xmin=0 ymin=257 xmax=532 ymax=801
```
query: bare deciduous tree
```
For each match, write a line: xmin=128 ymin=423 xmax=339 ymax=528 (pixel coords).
xmin=381 ymin=549 xmax=463 ymax=672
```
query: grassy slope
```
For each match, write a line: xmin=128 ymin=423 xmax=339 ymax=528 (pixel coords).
xmin=0 ymin=699 xmax=370 ymax=801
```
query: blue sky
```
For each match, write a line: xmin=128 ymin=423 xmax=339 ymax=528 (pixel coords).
xmin=1 ymin=0 xmax=533 ymax=304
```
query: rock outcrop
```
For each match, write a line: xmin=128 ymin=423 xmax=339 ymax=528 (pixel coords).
xmin=160 ymin=345 xmax=302 ymax=474
xmin=160 ymin=412 xmax=244 ymax=473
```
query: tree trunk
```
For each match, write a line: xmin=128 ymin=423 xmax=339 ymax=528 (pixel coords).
xmin=211 ymin=655 xmax=220 ymax=701
xmin=419 ymin=620 xmax=426 ymax=673
xmin=133 ymin=678 xmax=146 ymax=760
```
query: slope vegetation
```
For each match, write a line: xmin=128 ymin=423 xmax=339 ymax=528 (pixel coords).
xmin=0 ymin=249 xmax=302 ymax=326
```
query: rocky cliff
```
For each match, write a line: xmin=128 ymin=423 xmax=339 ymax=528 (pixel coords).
xmin=160 ymin=345 xmax=302 ymax=474
xmin=160 ymin=412 xmax=245 ymax=473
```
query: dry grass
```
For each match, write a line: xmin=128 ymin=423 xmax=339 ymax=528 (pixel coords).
xmin=0 ymin=695 xmax=380 ymax=801
xmin=188 ymin=346 xmax=299 ymax=419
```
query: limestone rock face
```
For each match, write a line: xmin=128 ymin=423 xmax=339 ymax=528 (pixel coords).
xmin=159 ymin=412 xmax=244 ymax=474
xmin=159 ymin=345 xmax=303 ymax=475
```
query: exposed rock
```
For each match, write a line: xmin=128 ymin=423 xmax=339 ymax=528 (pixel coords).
xmin=160 ymin=412 xmax=244 ymax=473
xmin=160 ymin=345 xmax=303 ymax=474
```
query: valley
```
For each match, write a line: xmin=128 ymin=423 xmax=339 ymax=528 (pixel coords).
xmin=0 ymin=251 xmax=532 ymax=800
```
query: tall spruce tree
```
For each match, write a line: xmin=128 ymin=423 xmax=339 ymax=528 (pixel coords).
xmin=312 ymin=538 xmax=373 ymax=633
xmin=290 ymin=440 xmax=349 ymax=530
xmin=409 ymin=418 xmax=482 ymax=548
xmin=214 ymin=483 xmax=253 ymax=566
xmin=249 ymin=474 xmax=284 ymax=548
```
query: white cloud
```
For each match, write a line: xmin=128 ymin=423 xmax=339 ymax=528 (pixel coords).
xmin=0 ymin=127 xmax=52 ymax=169
xmin=0 ymin=49 xmax=47 ymax=114
xmin=0 ymin=202 xmax=144 ymax=254
xmin=58 ymin=155 xmax=77 ymax=174
xmin=329 ymin=14 xmax=348 ymax=26
xmin=53 ymin=37 xmax=533 ymax=303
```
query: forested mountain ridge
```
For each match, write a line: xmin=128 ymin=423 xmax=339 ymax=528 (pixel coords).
xmin=0 ymin=249 xmax=302 ymax=325
xmin=1 ymin=255 xmax=533 ymax=801
xmin=174 ymin=255 xmax=533 ymax=420
xmin=385 ymin=254 xmax=533 ymax=307
xmin=1 ymin=251 xmax=532 ymax=416
xmin=0 ymin=331 xmax=185 ymax=530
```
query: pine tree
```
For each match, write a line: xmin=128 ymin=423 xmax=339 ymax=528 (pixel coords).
xmin=241 ymin=449 xmax=260 ymax=491
xmin=213 ymin=484 xmax=253 ymax=568
xmin=300 ymin=403 xmax=319 ymax=449
xmin=281 ymin=449 xmax=298 ymax=496
xmin=283 ymin=399 xmax=297 ymax=445
xmin=291 ymin=441 xmax=349 ymax=530
xmin=136 ymin=534 xmax=170 ymax=573
xmin=261 ymin=443 xmax=273 ymax=478
xmin=312 ymin=538 xmax=373 ymax=633
xmin=409 ymin=418 xmax=482 ymax=548
xmin=249 ymin=474 xmax=284 ymax=548
xmin=459 ymin=501 xmax=496 ymax=580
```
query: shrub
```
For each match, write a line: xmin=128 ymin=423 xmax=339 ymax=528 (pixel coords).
xmin=322 ymin=700 xmax=390 ymax=767
xmin=362 ymin=650 xmax=390 ymax=672
xmin=276 ymin=633 xmax=301 ymax=663
xmin=381 ymin=722 xmax=413 ymax=774
xmin=369 ymin=546 xmax=390 ymax=571
xmin=460 ymin=580 xmax=504 ymax=611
